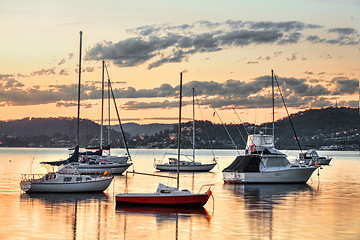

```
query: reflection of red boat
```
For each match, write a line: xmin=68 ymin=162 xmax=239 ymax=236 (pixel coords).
xmin=116 ymin=204 xmax=208 ymax=215
xmin=116 ymin=183 xmax=211 ymax=207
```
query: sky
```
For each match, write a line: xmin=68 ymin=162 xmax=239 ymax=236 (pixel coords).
xmin=0 ymin=0 xmax=359 ymax=125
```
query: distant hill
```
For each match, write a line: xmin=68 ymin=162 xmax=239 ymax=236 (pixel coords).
xmin=273 ymin=107 xmax=359 ymax=149
xmin=112 ymin=122 xmax=175 ymax=137
xmin=0 ymin=107 xmax=358 ymax=149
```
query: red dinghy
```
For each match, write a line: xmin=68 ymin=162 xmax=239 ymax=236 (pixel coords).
xmin=116 ymin=183 xmax=212 ymax=207
xmin=116 ymin=72 xmax=214 ymax=208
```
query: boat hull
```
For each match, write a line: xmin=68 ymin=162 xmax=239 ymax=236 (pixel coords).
xmin=77 ymin=163 xmax=132 ymax=174
xmin=155 ymin=163 xmax=216 ymax=172
xmin=116 ymin=193 xmax=210 ymax=207
xmin=60 ymin=163 xmax=132 ymax=175
xmin=304 ymin=158 xmax=332 ymax=165
xmin=20 ymin=177 xmax=113 ymax=193
xmin=223 ymin=167 xmax=317 ymax=184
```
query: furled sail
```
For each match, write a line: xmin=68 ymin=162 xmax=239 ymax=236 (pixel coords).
xmin=41 ymin=146 xmax=79 ymax=166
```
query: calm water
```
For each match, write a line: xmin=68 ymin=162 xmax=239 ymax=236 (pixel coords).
xmin=0 ymin=148 xmax=360 ymax=239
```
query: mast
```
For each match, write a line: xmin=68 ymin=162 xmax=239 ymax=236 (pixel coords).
xmin=107 ymin=70 xmax=111 ymax=154
xmin=192 ymin=87 xmax=195 ymax=162
xmin=271 ymin=69 xmax=275 ymax=141
xmin=77 ymin=31 xmax=82 ymax=147
xmin=100 ymin=60 xmax=105 ymax=150
xmin=177 ymin=72 xmax=183 ymax=189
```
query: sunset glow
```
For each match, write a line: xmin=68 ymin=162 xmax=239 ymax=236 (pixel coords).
xmin=1 ymin=0 xmax=359 ymax=124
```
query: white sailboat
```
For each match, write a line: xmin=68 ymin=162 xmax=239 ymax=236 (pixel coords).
xmin=155 ymin=87 xmax=217 ymax=172
xmin=20 ymin=31 xmax=113 ymax=193
xmin=59 ymin=60 xmax=132 ymax=175
xmin=223 ymin=70 xmax=318 ymax=184
xmin=116 ymin=73 xmax=213 ymax=207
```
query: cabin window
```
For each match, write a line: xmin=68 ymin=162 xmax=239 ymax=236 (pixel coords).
xmin=160 ymin=190 xmax=171 ymax=194
xmin=76 ymin=177 xmax=82 ymax=182
xmin=86 ymin=177 xmax=91 ymax=181
xmin=63 ymin=177 xmax=72 ymax=182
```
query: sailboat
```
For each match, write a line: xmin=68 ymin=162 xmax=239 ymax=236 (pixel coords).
xmin=20 ymin=31 xmax=113 ymax=193
xmin=116 ymin=73 xmax=213 ymax=207
xmin=154 ymin=87 xmax=217 ymax=172
xmin=59 ymin=60 xmax=132 ymax=175
xmin=222 ymin=70 xmax=318 ymax=184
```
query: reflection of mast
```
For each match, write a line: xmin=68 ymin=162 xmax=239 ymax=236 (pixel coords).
xmin=175 ymin=213 xmax=179 ymax=240
xmin=72 ymin=200 xmax=78 ymax=240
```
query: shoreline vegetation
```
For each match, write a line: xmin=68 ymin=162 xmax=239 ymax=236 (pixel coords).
xmin=0 ymin=107 xmax=359 ymax=150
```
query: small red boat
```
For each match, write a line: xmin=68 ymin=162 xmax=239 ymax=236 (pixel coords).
xmin=116 ymin=183 xmax=212 ymax=207
xmin=115 ymin=73 xmax=213 ymax=208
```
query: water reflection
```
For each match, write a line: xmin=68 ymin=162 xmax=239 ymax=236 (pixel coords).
xmin=224 ymin=184 xmax=314 ymax=239
xmin=20 ymin=192 xmax=109 ymax=204
xmin=115 ymin=206 xmax=211 ymax=240
xmin=116 ymin=205 xmax=210 ymax=223
xmin=20 ymin=193 xmax=110 ymax=240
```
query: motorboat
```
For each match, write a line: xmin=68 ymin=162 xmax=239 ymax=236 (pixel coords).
xmin=155 ymin=87 xmax=216 ymax=172
xmin=297 ymin=149 xmax=332 ymax=165
xmin=116 ymin=73 xmax=213 ymax=207
xmin=223 ymin=133 xmax=318 ymax=183
xmin=222 ymin=70 xmax=318 ymax=184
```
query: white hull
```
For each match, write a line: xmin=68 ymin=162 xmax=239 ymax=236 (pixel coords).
xmin=155 ymin=163 xmax=216 ymax=172
xmin=223 ymin=167 xmax=317 ymax=184
xmin=20 ymin=173 xmax=113 ymax=193
xmin=60 ymin=163 xmax=132 ymax=174
xmin=304 ymin=158 xmax=332 ymax=165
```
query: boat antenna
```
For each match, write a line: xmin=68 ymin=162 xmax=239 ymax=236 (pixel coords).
xmin=177 ymin=72 xmax=183 ymax=189
xmin=77 ymin=31 xmax=82 ymax=147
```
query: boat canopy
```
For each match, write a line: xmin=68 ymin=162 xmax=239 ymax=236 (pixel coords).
xmin=222 ymin=155 xmax=260 ymax=173
xmin=246 ymin=134 xmax=274 ymax=151
xmin=41 ymin=146 xmax=79 ymax=166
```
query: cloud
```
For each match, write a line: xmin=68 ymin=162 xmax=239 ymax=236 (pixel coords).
xmin=56 ymin=101 xmax=95 ymax=108
xmin=328 ymin=27 xmax=357 ymax=35
xmin=0 ymin=72 xmax=357 ymax=111
xmin=286 ymin=53 xmax=297 ymax=61
xmin=31 ymin=67 xmax=56 ymax=76
xmin=0 ymin=74 xmax=25 ymax=89
xmin=58 ymin=58 xmax=66 ymax=65
xmin=85 ymin=20 xmax=331 ymax=69
xmin=331 ymin=77 xmax=358 ymax=95
xmin=59 ymin=69 xmax=68 ymax=75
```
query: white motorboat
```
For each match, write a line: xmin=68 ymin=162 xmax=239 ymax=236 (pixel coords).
xmin=298 ymin=149 xmax=332 ymax=165
xmin=20 ymin=171 xmax=113 ymax=193
xmin=155 ymin=87 xmax=217 ymax=172
xmin=223 ymin=133 xmax=318 ymax=183
xmin=223 ymin=70 xmax=318 ymax=184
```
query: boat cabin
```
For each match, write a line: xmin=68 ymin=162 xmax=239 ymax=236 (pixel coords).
xmin=246 ymin=133 xmax=274 ymax=154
